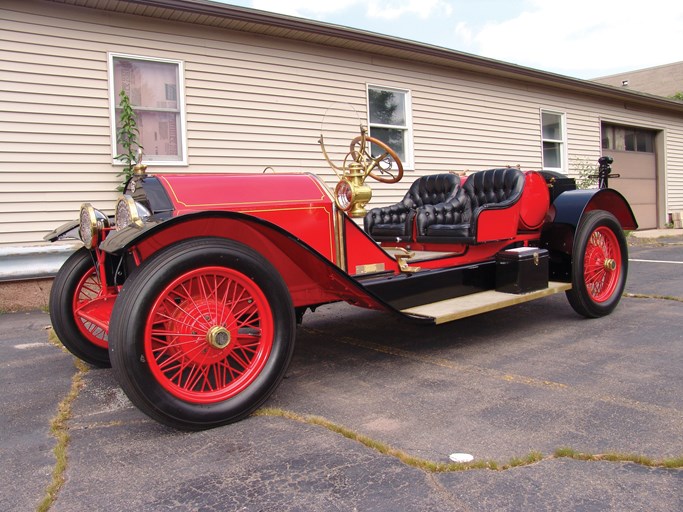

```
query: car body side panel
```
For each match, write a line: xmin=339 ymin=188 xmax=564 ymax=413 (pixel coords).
xmin=157 ymin=173 xmax=338 ymax=263
xmin=100 ymin=211 xmax=395 ymax=314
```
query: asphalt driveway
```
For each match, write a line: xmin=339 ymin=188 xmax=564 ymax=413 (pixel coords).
xmin=1 ymin=236 xmax=682 ymax=511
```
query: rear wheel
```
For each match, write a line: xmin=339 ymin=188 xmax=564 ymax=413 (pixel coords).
xmin=109 ymin=238 xmax=296 ymax=430
xmin=566 ymin=210 xmax=628 ymax=318
xmin=49 ymin=247 xmax=110 ymax=367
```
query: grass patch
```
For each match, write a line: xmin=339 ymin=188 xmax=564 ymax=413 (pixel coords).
xmin=255 ymin=409 xmax=683 ymax=474
xmin=623 ymin=292 xmax=683 ymax=303
xmin=503 ymin=451 xmax=544 ymax=469
xmin=47 ymin=328 xmax=63 ymax=349
xmin=36 ymin=358 xmax=89 ymax=512
xmin=554 ymin=447 xmax=683 ymax=469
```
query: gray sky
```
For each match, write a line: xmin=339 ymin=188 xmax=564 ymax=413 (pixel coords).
xmin=216 ymin=0 xmax=682 ymax=79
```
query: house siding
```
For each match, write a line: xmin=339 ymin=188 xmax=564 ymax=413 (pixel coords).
xmin=1 ymin=0 xmax=683 ymax=246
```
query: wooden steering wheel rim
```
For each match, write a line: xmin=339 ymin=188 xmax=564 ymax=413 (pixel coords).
xmin=349 ymin=135 xmax=404 ymax=184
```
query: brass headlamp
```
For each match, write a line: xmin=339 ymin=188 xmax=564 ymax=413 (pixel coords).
xmin=79 ymin=203 xmax=109 ymax=249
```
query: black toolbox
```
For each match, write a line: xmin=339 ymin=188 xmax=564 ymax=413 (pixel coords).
xmin=538 ymin=171 xmax=576 ymax=203
xmin=495 ymin=247 xmax=549 ymax=294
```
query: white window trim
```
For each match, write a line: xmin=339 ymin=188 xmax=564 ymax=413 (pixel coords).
xmin=540 ymin=109 xmax=567 ymax=173
xmin=366 ymin=84 xmax=414 ymax=170
xmin=108 ymin=52 xmax=188 ymax=166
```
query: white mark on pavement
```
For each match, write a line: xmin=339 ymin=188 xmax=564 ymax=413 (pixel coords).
xmin=629 ymin=259 xmax=683 ymax=265
xmin=14 ymin=342 xmax=50 ymax=349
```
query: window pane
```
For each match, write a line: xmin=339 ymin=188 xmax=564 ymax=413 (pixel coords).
xmin=369 ymin=88 xmax=406 ymax=126
xmin=636 ymin=131 xmax=654 ymax=152
xmin=114 ymin=59 xmax=179 ymax=110
xmin=602 ymin=125 xmax=614 ymax=149
xmin=113 ymin=56 xmax=183 ymax=162
xmin=115 ymin=112 xmax=182 ymax=160
xmin=624 ymin=131 xmax=636 ymax=151
xmin=542 ymin=112 xmax=562 ymax=140
xmin=369 ymin=127 xmax=405 ymax=161
xmin=543 ymin=141 xmax=561 ymax=168
xmin=138 ymin=111 xmax=182 ymax=160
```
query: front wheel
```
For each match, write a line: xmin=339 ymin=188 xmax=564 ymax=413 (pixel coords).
xmin=49 ymin=247 xmax=110 ymax=367
xmin=108 ymin=238 xmax=296 ymax=430
xmin=566 ymin=210 xmax=628 ymax=318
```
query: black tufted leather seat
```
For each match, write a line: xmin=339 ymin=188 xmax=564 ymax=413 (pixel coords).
xmin=416 ymin=167 xmax=525 ymax=243
xmin=364 ymin=174 xmax=461 ymax=241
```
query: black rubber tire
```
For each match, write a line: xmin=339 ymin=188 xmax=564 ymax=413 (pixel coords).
xmin=49 ymin=247 xmax=111 ymax=367
xmin=108 ymin=237 xmax=296 ymax=430
xmin=566 ymin=210 xmax=628 ymax=318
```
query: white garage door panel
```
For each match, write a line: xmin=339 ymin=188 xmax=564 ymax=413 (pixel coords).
xmin=603 ymin=150 xmax=656 ymax=229
xmin=607 ymin=151 xmax=656 ymax=180
xmin=617 ymin=179 xmax=657 ymax=204
xmin=629 ymin=205 xmax=656 ymax=230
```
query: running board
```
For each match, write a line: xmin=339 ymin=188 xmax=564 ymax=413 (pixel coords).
xmin=400 ymin=281 xmax=572 ymax=325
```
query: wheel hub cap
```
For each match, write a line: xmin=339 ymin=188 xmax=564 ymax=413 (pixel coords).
xmin=604 ymin=258 xmax=617 ymax=271
xmin=206 ymin=326 xmax=231 ymax=349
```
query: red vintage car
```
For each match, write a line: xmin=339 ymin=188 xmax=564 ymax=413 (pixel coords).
xmin=45 ymin=129 xmax=637 ymax=430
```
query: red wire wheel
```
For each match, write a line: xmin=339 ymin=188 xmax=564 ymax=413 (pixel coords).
xmin=144 ymin=267 xmax=274 ymax=403
xmin=109 ymin=238 xmax=295 ymax=430
xmin=50 ymin=247 xmax=111 ymax=367
xmin=582 ymin=226 xmax=621 ymax=303
xmin=566 ymin=211 xmax=628 ymax=318
xmin=73 ymin=267 xmax=108 ymax=349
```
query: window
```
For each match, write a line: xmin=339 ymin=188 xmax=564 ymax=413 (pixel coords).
xmin=367 ymin=85 xmax=413 ymax=168
xmin=541 ymin=110 xmax=566 ymax=171
xmin=602 ymin=124 xmax=655 ymax=153
xmin=109 ymin=54 xmax=186 ymax=165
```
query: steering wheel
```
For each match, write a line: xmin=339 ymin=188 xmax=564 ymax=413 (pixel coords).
xmin=348 ymin=135 xmax=404 ymax=184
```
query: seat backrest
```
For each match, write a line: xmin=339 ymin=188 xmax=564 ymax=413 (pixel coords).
xmin=462 ymin=168 xmax=525 ymax=212
xmin=404 ymin=173 xmax=460 ymax=208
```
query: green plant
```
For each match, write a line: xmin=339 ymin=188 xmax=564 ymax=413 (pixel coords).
xmin=670 ymin=92 xmax=683 ymax=101
xmin=569 ymin=157 xmax=599 ymax=189
xmin=115 ymin=89 xmax=143 ymax=192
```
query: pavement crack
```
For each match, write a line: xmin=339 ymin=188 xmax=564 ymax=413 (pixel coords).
xmin=624 ymin=292 xmax=683 ymax=303
xmin=36 ymin=356 xmax=89 ymax=512
xmin=254 ymin=408 xmax=683 ymax=473
xmin=425 ymin=472 xmax=476 ymax=511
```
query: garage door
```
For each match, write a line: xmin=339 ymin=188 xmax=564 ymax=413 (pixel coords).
xmin=602 ymin=125 xmax=658 ymax=229
xmin=602 ymin=150 xmax=657 ymax=229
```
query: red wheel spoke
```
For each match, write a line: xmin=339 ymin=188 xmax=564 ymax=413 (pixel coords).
xmin=183 ymin=358 xmax=209 ymax=391
xmin=71 ymin=265 xmax=109 ymax=349
xmin=217 ymin=358 xmax=239 ymax=382
xmin=228 ymin=349 xmax=252 ymax=371
xmin=210 ymin=362 xmax=226 ymax=390
xmin=219 ymin=282 xmax=249 ymax=328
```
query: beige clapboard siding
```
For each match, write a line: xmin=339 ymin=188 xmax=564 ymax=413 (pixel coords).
xmin=668 ymin=136 xmax=683 ymax=209
xmin=2 ymin=1 xmax=683 ymax=245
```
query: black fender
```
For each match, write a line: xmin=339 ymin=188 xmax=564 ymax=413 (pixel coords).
xmin=44 ymin=219 xmax=80 ymax=242
xmin=550 ymin=188 xmax=637 ymax=231
xmin=541 ymin=188 xmax=638 ymax=281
